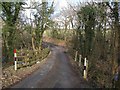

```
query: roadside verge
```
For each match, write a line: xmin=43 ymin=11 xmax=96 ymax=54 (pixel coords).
xmin=1 ymin=50 xmax=51 ymax=89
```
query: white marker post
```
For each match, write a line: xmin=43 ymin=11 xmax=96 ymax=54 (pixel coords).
xmin=83 ymin=57 xmax=87 ymax=79
xmin=14 ymin=49 xmax=17 ymax=71
xmin=75 ymin=51 xmax=78 ymax=62
xmin=86 ymin=60 xmax=88 ymax=72
xmin=79 ymin=55 xmax=82 ymax=67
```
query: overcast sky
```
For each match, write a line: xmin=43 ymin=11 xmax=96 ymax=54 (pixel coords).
xmin=23 ymin=0 xmax=103 ymax=22
xmin=23 ymin=0 xmax=82 ymax=19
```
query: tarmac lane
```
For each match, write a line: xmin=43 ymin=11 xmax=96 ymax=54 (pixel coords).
xmin=12 ymin=45 xmax=90 ymax=88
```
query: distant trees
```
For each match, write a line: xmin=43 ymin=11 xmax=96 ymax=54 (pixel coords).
xmin=31 ymin=0 xmax=54 ymax=50
xmin=51 ymin=6 xmax=77 ymax=41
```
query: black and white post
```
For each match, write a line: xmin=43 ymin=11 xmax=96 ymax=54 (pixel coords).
xmin=14 ymin=49 xmax=17 ymax=71
xmin=83 ymin=57 xmax=87 ymax=79
xmin=75 ymin=51 xmax=78 ymax=62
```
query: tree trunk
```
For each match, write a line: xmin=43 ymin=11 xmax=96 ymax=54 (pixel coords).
xmin=32 ymin=35 xmax=35 ymax=51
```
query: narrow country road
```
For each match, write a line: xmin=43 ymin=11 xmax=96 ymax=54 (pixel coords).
xmin=12 ymin=44 xmax=90 ymax=88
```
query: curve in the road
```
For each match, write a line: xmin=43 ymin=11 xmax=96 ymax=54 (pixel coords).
xmin=12 ymin=45 xmax=90 ymax=88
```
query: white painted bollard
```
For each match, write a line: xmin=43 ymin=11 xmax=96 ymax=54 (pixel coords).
xmin=75 ymin=51 xmax=78 ymax=62
xmin=83 ymin=57 xmax=87 ymax=79
xmin=79 ymin=55 xmax=82 ymax=67
xmin=14 ymin=49 xmax=17 ymax=71
xmin=86 ymin=60 xmax=88 ymax=71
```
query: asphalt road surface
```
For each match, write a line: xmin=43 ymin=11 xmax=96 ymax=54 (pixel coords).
xmin=12 ymin=45 xmax=89 ymax=88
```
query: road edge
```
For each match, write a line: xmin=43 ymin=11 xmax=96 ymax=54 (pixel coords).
xmin=2 ymin=50 xmax=52 ymax=89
